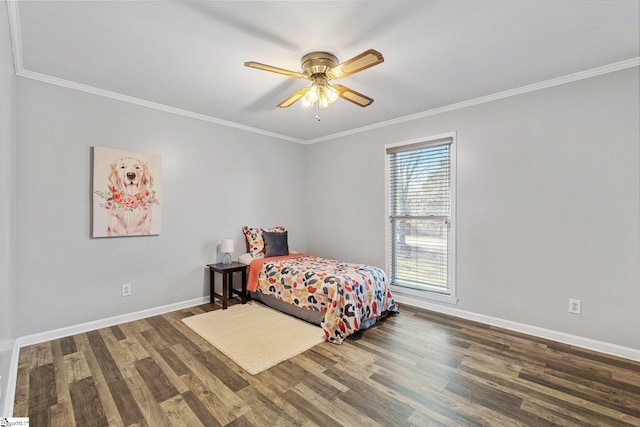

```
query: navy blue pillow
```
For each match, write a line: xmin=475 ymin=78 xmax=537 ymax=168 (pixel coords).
xmin=263 ymin=230 xmax=289 ymax=257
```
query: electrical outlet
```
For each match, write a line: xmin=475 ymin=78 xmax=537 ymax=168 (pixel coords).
xmin=568 ymin=298 xmax=581 ymax=315
xmin=121 ymin=283 xmax=132 ymax=297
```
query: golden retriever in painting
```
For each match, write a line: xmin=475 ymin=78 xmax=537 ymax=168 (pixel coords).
xmin=107 ymin=157 xmax=153 ymax=236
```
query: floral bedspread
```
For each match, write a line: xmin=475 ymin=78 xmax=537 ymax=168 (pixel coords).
xmin=248 ymin=254 xmax=398 ymax=344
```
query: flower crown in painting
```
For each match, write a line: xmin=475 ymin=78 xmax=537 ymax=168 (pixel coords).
xmin=95 ymin=184 xmax=159 ymax=211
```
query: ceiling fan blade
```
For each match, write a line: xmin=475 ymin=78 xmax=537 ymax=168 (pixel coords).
xmin=244 ymin=61 xmax=306 ymax=79
xmin=333 ymin=84 xmax=374 ymax=107
xmin=327 ymin=49 xmax=384 ymax=79
xmin=277 ymin=88 xmax=309 ymax=108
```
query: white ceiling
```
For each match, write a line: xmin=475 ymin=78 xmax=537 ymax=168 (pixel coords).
xmin=8 ymin=0 xmax=640 ymax=143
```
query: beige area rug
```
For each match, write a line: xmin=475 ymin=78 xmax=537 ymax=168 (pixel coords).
xmin=182 ymin=301 xmax=325 ymax=375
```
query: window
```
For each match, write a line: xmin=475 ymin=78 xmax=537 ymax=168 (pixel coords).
xmin=386 ymin=133 xmax=456 ymax=303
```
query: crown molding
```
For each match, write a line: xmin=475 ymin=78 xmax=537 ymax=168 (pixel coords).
xmin=305 ymin=57 xmax=640 ymax=144
xmin=16 ymin=69 xmax=304 ymax=144
xmin=6 ymin=0 xmax=22 ymax=74
xmin=7 ymin=1 xmax=639 ymax=145
xmin=6 ymin=1 xmax=303 ymax=143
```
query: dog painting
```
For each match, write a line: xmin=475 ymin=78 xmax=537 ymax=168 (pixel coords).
xmin=92 ymin=146 xmax=161 ymax=237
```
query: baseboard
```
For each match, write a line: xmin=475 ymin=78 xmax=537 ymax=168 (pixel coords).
xmin=3 ymin=295 xmax=208 ymax=417
xmin=5 ymin=295 xmax=638 ymax=416
xmin=14 ymin=296 xmax=208 ymax=348
xmin=394 ymin=295 xmax=640 ymax=362
xmin=2 ymin=341 xmax=19 ymax=417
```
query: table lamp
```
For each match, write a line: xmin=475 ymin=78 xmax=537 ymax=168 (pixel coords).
xmin=221 ymin=238 xmax=234 ymax=266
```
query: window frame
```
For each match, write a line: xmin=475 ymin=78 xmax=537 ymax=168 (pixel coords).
xmin=385 ymin=132 xmax=457 ymax=305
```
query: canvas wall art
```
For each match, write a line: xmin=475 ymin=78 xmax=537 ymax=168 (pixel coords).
xmin=92 ymin=146 xmax=161 ymax=237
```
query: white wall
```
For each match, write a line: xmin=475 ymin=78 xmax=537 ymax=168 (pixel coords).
xmin=306 ymin=67 xmax=640 ymax=350
xmin=15 ymin=78 xmax=307 ymax=336
xmin=0 ymin=0 xmax=16 ymax=410
xmin=7 ymin=31 xmax=639 ymax=358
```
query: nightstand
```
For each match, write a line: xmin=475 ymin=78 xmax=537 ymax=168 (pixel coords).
xmin=207 ymin=262 xmax=248 ymax=309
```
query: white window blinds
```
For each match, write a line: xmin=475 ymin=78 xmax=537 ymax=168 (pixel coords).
xmin=387 ymin=137 xmax=454 ymax=295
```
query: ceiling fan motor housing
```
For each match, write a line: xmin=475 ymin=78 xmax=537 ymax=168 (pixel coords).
xmin=301 ymin=52 xmax=338 ymax=78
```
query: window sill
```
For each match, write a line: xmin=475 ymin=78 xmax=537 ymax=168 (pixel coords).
xmin=390 ymin=284 xmax=458 ymax=305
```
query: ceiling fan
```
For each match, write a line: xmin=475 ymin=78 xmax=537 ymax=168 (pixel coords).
xmin=245 ymin=49 xmax=384 ymax=119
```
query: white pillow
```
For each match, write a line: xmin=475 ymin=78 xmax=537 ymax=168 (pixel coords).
xmin=238 ymin=253 xmax=254 ymax=265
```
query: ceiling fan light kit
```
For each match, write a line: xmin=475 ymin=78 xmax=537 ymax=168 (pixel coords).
xmin=245 ymin=49 xmax=384 ymax=120
xmin=301 ymin=76 xmax=339 ymax=108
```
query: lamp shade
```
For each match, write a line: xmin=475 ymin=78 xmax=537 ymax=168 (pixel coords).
xmin=220 ymin=238 xmax=234 ymax=254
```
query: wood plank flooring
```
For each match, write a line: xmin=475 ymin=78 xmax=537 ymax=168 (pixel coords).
xmin=13 ymin=301 xmax=640 ymax=426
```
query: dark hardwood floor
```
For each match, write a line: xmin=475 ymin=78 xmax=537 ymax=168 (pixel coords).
xmin=13 ymin=300 xmax=640 ymax=426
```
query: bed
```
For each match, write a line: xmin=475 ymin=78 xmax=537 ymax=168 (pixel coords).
xmin=240 ymin=226 xmax=398 ymax=344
